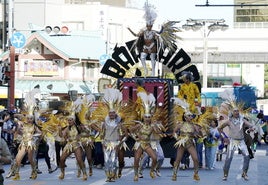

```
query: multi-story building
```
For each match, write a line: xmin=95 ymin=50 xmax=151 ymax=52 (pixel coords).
xmin=0 ymin=0 xmax=268 ymax=110
xmin=234 ymin=0 xmax=268 ymax=28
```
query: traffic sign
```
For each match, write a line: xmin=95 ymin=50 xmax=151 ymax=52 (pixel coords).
xmin=99 ymin=54 xmax=111 ymax=66
xmin=10 ymin=32 xmax=26 ymax=48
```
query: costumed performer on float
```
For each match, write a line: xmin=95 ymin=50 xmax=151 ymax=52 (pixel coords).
xmin=128 ymin=2 xmax=180 ymax=77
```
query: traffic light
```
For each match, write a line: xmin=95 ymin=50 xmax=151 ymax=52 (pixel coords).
xmin=0 ymin=62 xmax=9 ymax=85
xmin=0 ymin=63 xmax=6 ymax=83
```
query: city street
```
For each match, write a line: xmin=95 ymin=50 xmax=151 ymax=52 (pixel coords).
xmin=3 ymin=143 xmax=268 ymax=185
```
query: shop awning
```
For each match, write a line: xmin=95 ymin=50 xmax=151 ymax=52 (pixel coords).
xmin=15 ymin=80 xmax=96 ymax=94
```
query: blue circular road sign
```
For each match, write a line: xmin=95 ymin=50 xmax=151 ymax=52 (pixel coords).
xmin=10 ymin=32 xmax=26 ymax=48
xmin=99 ymin=54 xmax=111 ymax=66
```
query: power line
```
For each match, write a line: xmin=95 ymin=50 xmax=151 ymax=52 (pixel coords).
xmin=196 ymin=0 xmax=268 ymax=7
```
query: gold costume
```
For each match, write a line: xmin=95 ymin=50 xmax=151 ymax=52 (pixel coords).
xmin=11 ymin=117 xmax=41 ymax=181
xmin=63 ymin=125 xmax=81 ymax=153
xmin=174 ymin=122 xmax=195 ymax=149
xmin=133 ymin=124 xmax=153 ymax=150
xmin=19 ymin=123 xmax=39 ymax=151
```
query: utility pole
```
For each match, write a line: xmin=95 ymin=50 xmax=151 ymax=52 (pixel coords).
xmin=7 ymin=0 xmax=15 ymax=111
xmin=2 ymin=0 xmax=7 ymax=51
xmin=7 ymin=46 xmax=15 ymax=111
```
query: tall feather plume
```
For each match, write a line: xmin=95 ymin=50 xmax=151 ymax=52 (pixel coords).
xmin=137 ymin=91 xmax=156 ymax=116
xmin=103 ymin=87 xmax=123 ymax=112
xmin=170 ymin=97 xmax=190 ymax=130
xmin=118 ymin=100 xmax=138 ymax=128
xmin=143 ymin=2 xmax=157 ymax=26
xmin=90 ymin=102 xmax=109 ymax=123
xmin=24 ymin=87 xmax=41 ymax=115
xmin=77 ymin=94 xmax=95 ymax=125
xmin=197 ymin=106 xmax=217 ymax=136
xmin=218 ymin=88 xmax=236 ymax=102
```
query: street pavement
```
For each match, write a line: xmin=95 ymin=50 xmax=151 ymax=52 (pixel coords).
xmin=3 ymin=142 xmax=268 ymax=185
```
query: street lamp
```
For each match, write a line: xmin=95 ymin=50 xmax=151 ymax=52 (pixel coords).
xmin=182 ymin=19 xmax=229 ymax=88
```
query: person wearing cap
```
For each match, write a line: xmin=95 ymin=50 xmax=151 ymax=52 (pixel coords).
xmin=10 ymin=114 xmax=42 ymax=180
xmin=219 ymin=107 xmax=255 ymax=181
xmin=178 ymin=71 xmax=201 ymax=116
xmin=171 ymin=112 xmax=202 ymax=181
xmin=58 ymin=115 xmax=87 ymax=181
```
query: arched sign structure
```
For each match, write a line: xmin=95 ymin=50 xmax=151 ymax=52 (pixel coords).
xmin=100 ymin=39 xmax=201 ymax=87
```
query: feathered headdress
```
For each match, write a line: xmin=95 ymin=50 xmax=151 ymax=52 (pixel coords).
xmin=103 ymin=87 xmax=123 ymax=112
xmin=24 ymin=86 xmax=41 ymax=115
xmin=143 ymin=2 xmax=157 ymax=26
xmin=171 ymin=97 xmax=190 ymax=123
xmin=137 ymin=91 xmax=156 ymax=117
xmin=76 ymin=94 xmax=95 ymax=125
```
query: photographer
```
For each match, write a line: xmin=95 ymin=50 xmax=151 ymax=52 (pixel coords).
xmin=0 ymin=124 xmax=12 ymax=185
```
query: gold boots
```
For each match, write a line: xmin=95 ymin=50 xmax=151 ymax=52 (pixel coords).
xmin=30 ymin=171 xmax=37 ymax=180
xmin=30 ymin=163 xmax=38 ymax=180
xmin=150 ymin=169 xmax=155 ymax=179
xmin=11 ymin=163 xmax=20 ymax=180
xmin=77 ymin=168 xmax=81 ymax=178
xmin=81 ymin=168 xmax=87 ymax=181
xmin=89 ymin=167 xmax=93 ymax=176
xmin=133 ymin=167 xmax=138 ymax=181
xmin=12 ymin=173 xmax=20 ymax=180
xmin=172 ymin=162 xmax=178 ymax=181
xmin=59 ymin=168 xmax=65 ymax=180
xmin=193 ymin=172 xmax=200 ymax=181
xmin=118 ymin=168 xmax=122 ymax=178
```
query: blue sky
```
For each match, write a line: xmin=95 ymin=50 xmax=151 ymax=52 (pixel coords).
xmin=134 ymin=0 xmax=234 ymax=26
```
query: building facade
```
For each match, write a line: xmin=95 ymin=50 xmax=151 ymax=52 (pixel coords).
xmin=0 ymin=0 xmax=267 ymax=102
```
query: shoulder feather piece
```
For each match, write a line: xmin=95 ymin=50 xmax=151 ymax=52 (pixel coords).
xmin=158 ymin=21 xmax=182 ymax=52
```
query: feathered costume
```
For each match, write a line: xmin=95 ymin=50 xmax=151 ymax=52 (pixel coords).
xmin=217 ymin=88 xmax=255 ymax=180
xmin=128 ymin=2 xmax=181 ymax=76
xmin=11 ymin=87 xmax=42 ymax=180
xmin=91 ymin=87 xmax=127 ymax=182
xmin=171 ymin=97 xmax=203 ymax=181
xmin=129 ymin=89 xmax=166 ymax=181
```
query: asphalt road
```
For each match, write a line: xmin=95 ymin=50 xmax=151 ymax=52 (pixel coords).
xmin=3 ymin=143 xmax=268 ymax=185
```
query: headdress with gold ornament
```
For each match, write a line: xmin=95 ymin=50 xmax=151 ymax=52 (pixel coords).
xmin=90 ymin=87 xmax=122 ymax=123
xmin=74 ymin=94 xmax=95 ymax=125
xmin=197 ymin=106 xmax=218 ymax=137
xmin=171 ymin=97 xmax=192 ymax=148
xmin=137 ymin=91 xmax=156 ymax=118
xmin=171 ymin=97 xmax=190 ymax=121
xmin=218 ymin=88 xmax=247 ymax=118
xmin=103 ymin=87 xmax=122 ymax=112
xmin=24 ymin=86 xmax=40 ymax=116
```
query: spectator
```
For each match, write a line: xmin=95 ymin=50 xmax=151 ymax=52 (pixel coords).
xmin=0 ymin=132 xmax=12 ymax=185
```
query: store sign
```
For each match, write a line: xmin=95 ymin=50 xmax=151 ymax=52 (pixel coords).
xmin=101 ymin=39 xmax=200 ymax=84
xmin=24 ymin=60 xmax=59 ymax=76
